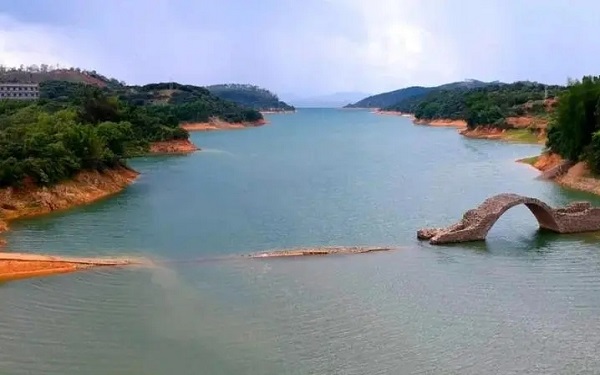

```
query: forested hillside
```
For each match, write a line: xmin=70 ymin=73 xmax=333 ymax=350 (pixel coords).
xmin=386 ymin=81 xmax=563 ymax=128
xmin=0 ymin=70 xmax=264 ymax=188
xmin=0 ymin=82 xmax=186 ymax=187
xmin=207 ymin=84 xmax=295 ymax=111
xmin=345 ymin=80 xmax=492 ymax=109
xmin=344 ymin=86 xmax=429 ymax=109
xmin=115 ymin=83 xmax=264 ymax=123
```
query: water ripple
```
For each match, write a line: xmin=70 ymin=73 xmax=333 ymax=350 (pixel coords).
xmin=1 ymin=111 xmax=600 ymax=374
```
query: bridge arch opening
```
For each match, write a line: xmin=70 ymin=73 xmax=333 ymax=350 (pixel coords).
xmin=483 ymin=201 xmax=561 ymax=237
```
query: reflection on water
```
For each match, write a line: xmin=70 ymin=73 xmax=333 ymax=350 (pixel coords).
xmin=2 ymin=109 xmax=600 ymax=374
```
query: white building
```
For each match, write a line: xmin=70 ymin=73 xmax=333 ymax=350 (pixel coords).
xmin=0 ymin=83 xmax=39 ymax=100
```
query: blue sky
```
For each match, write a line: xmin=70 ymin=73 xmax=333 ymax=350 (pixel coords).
xmin=1 ymin=0 xmax=599 ymax=96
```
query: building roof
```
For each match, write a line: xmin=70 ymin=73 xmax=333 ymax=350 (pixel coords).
xmin=0 ymin=83 xmax=39 ymax=87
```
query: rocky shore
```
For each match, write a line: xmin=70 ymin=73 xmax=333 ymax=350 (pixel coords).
xmin=413 ymin=118 xmax=468 ymax=128
xmin=0 ymin=166 xmax=139 ymax=244
xmin=518 ymin=153 xmax=600 ymax=195
xmin=372 ymin=110 xmax=597 ymax=194
xmin=0 ymin=138 xmax=201 ymax=239
xmin=149 ymin=139 xmax=199 ymax=154
xmin=375 ymin=111 xmax=547 ymax=144
xmin=373 ymin=111 xmax=468 ymax=127
xmin=181 ymin=117 xmax=267 ymax=132
xmin=460 ymin=127 xmax=545 ymax=144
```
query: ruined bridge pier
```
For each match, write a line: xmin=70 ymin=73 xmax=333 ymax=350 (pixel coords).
xmin=418 ymin=193 xmax=600 ymax=245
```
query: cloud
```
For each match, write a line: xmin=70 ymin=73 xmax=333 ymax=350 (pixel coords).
xmin=0 ymin=1 xmax=501 ymax=95
xmin=250 ymin=0 xmax=463 ymax=94
xmin=0 ymin=1 xmax=466 ymax=94
xmin=3 ymin=0 xmax=598 ymax=96
xmin=0 ymin=14 xmax=94 ymax=69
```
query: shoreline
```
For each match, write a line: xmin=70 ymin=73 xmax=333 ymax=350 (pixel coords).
xmin=260 ymin=110 xmax=296 ymax=114
xmin=181 ymin=118 xmax=267 ymax=132
xmin=373 ymin=110 xmax=416 ymax=119
xmin=460 ymin=126 xmax=546 ymax=144
xmin=413 ymin=118 xmax=468 ymax=128
xmin=413 ymin=117 xmax=547 ymax=144
xmin=0 ymin=114 xmax=267 ymax=282
xmin=372 ymin=111 xmax=547 ymax=144
xmin=517 ymin=153 xmax=600 ymax=195
xmin=0 ymin=166 xmax=139 ymax=242
xmin=0 ymin=167 xmax=143 ymax=281
xmin=149 ymin=138 xmax=199 ymax=154
xmin=371 ymin=111 xmax=467 ymax=127
xmin=370 ymin=110 xmax=599 ymax=194
xmin=0 ymin=138 xmax=199 ymax=235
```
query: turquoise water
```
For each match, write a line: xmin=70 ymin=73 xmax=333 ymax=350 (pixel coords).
xmin=2 ymin=109 xmax=600 ymax=374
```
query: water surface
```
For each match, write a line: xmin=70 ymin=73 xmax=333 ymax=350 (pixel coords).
xmin=2 ymin=109 xmax=600 ymax=374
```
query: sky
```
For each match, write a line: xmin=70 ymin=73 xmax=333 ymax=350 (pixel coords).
xmin=1 ymin=0 xmax=599 ymax=97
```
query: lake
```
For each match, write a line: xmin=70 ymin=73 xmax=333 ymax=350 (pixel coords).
xmin=2 ymin=109 xmax=600 ymax=374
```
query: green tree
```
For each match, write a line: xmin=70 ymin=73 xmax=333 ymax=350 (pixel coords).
xmin=546 ymin=76 xmax=600 ymax=161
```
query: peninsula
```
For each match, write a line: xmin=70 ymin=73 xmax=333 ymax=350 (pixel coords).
xmin=207 ymin=83 xmax=295 ymax=113
xmin=357 ymin=80 xmax=559 ymax=144
xmin=354 ymin=76 xmax=600 ymax=196
xmin=0 ymin=66 xmax=275 ymax=274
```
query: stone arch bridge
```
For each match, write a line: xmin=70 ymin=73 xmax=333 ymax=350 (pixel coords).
xmin=418 ymin=193 xmax=600 ymax=245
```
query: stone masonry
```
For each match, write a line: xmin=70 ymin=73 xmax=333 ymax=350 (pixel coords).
xmin=418 ymin=193 xmax=600 ymax=245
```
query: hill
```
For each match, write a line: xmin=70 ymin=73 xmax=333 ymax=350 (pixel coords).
xmin=345 ymin=80 xmax=488 ymax=109
xmin=207 ymin=84 xmax=294 ymax=112
xmin=37 ymin=80 xmax=263 ymax=125
xmin=345 ymin=80 xmax=494 ymax=109
xmin=345 ymin=86 xmax=429 ymax=109
xmin=0 ymin=66 xmax=120 ymax=88
xmin=114 ymin=82 xmax=264 ymax=124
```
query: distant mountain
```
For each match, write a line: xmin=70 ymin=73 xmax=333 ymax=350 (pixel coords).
xmin=207 ymin=84 xmax=294 ymax=112
xmin=345 ymin=80 xmax=494 ymax=109
xmin=345 ymin=86 xmax=429 ymax=109
xmin=284 ymin=92 xmax=373 ymax=108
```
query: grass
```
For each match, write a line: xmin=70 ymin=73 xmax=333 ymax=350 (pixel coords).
xmin=517 ymin=155 xmax=540 ymax=166
xmin=503 ymin=128 xmax=545 ymax=144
